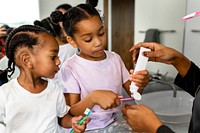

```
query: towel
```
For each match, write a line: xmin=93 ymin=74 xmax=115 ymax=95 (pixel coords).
xmin=144 ymin=29 xmax=160 ymax=43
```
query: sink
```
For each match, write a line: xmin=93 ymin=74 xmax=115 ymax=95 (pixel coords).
xmin=136 ymin=90 xmax=194 ymax=124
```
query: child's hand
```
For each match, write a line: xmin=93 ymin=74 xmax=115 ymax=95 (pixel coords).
xmin=90 ymin=90 xmax=121 ymax=110
xmin=129 ymin=69 xmax=150 ymax=88
xmin=71 ymin=115 xmax=90 ymax=133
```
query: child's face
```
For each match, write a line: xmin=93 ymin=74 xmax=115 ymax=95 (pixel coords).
xmin=72 ymin=16 xmax=107 ymax=61
xmin=32 ymin=33 xmax=60 ymax=79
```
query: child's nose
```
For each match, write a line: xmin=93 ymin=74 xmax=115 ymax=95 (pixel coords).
xmin=56 ymin=58 xmax=61 ymax=65
xmin=94 ymin=37 xmax=102 ymax=47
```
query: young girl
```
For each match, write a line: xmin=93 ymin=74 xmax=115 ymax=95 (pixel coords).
xmin=0 ymin=25 xmax=89 ymax=133
xmin=34 ymin=16 xmax=78 ymax=90
xmin=51 ymin=4 xmax=149 ymax=132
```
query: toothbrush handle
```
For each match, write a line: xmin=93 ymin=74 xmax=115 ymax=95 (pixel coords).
xmin=70 ymin=130 xmax=75 ymax=133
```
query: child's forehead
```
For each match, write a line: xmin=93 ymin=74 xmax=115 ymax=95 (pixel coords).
xmin=75 ymin=16 xmax=102 ymax=33
xmin=37 ymin=33 xmax=58 ymax=48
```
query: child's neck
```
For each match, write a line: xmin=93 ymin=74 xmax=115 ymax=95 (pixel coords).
xmin=17 ymin=76 xmax=47 ymax=94
xmin=78 ymin=51 xmax=106 ymax=61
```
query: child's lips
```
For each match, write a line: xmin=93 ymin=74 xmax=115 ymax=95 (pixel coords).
xmin=55 ymin=68 xmax=60 ymax=73
xmin=96 ymin=49 xmax=104 ymax=53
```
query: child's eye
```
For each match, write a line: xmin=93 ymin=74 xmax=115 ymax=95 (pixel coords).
xmin=50 ymin=56 xmax=57 ymax=60
xmin=85 ymin=39 xmax=92 ymax=43
xmin=99 ymin=32 xmax=105 ymax=36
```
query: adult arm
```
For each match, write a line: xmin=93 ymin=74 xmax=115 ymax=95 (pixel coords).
xmin=175 ymin=62 xmax=200 ymax=96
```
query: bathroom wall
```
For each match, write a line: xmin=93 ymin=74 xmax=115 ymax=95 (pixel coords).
xmin=184 ymin=0 xmax=200 ymax=67
xmin=134 ymin=0 xmax=187 ymax=78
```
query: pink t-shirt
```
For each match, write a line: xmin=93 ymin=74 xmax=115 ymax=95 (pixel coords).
xmin=60 ymin=51 xmax=130 ymax=130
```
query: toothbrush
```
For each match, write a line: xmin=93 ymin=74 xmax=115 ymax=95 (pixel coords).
xmin=182 ymin=11 xmax=200 ymax=20
xmin=70 ymin=108 xmax=92 ymax=133
xmin=120 ymin=97 xmax=134 ymax=102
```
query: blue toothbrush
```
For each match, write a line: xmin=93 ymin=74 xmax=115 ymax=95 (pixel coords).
xmin=70 ymin=108 xmax=92 ymax=133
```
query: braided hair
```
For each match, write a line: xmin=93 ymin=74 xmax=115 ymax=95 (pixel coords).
xmin=34 ymin=17 xmax=61 ymax=37
xmin=50 ymin=3 xmax=101 ymax=38
xmin=55 ymin=3 xmax=72 ymax=11
xmin=5 ymin=25 xmax=49 ymax=77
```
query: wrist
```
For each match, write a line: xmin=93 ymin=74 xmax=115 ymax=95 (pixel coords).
xmin=172 ymin=52 xmax=191 ymax=77
xmin=151 ymin=121 xmax=163 ymax=133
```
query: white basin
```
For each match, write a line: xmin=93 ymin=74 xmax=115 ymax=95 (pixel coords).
xmin=136 ymin=90 xmax=194 ymax=124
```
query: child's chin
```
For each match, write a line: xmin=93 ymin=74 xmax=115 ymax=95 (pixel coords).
xmin=46 ymin=75 xmax=56 ymax=79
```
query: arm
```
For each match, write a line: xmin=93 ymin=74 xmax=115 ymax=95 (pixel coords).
xmin=65 ymin=90 xmax=121 ymax=116
xmin=58 ymin=113 xmax=73 ymax=128
xmin=174 ymin=62 xmax=200 ymax=96
xmin=130 ymin=42 xmax=191 ymax=77
xmin=122 ymin=104 xmax=174 ymax=133
xmin=59 ymin=113 xmax=90 ymax=132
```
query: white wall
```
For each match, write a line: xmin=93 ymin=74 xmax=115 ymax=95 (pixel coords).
xmin=134 ymin=0 xmax=187 ymax=78
xmin=39 ymin=0 xmax=104 ymax=19
xmin=0 ymin=0 xmax=39 ymax=27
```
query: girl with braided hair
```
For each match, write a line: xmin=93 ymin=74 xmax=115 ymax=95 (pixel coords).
xmin=0 ymin=25 xmax=89 ymax=133
xmin=51 ymin=3 xmax=150 ymax=133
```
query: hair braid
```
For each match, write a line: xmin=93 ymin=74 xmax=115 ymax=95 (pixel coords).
xmin=5 ymin=25 xmax=48 ymax=77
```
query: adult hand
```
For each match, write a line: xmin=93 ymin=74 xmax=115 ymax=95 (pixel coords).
xmin=129 ymin=42 xmax=180 ymax=65
xmin=122 ymin=104 xmax=163 ymax=133
xmin=129 ymin=42 xmax=191 ymax=77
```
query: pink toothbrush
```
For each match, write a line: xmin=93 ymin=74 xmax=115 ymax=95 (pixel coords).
xmin=182 ymin=11 xmax=200 ymax=20
xmin=120 ymin=97 xmax=134 ymax=102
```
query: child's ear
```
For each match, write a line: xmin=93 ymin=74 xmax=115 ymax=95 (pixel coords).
xmin=66 ymin=36 xmax=78 ymax=48
xmin=20 ymin=52 xmax=33 ymax=69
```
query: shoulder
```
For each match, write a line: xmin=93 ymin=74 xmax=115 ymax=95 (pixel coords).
xmin=0 ymin=79 xmax=16 ymax=97
xmin=47 ymin=79 xmax=64 ymax=92
xmin=61 ymin=54 xmax=77 ymax=67
xmin=106 ymin=51 xmax=121 ymax=58
xmin=105 ymin=51 xmax=122 ymax=62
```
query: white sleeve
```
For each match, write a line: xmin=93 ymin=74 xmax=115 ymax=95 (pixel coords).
xmin=0 ymin=90 xmax=6 ymax=133
xmin=0 ymin=124 xmax=5 ymax=133
xmin=57 ymin=91 xmax=70 ymax=118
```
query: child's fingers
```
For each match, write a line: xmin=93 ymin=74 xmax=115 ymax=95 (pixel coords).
xmin=71 ymin=115 xmax=83 ymax=125
xmin=72 ymin=122 xmax=86 ymax=133
xmin=82 ymin=117 xmax=90 ymax=124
